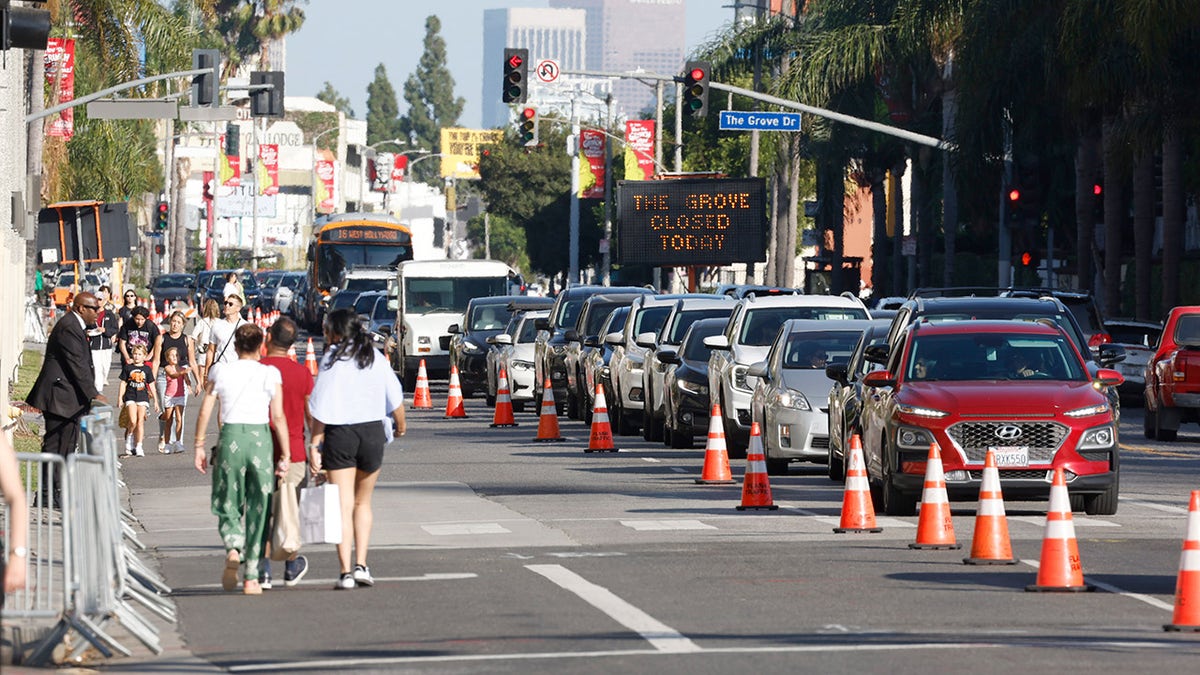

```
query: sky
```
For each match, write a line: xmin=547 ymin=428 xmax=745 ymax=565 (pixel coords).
xmin=286 ymin=1 xmax=735 ymax=129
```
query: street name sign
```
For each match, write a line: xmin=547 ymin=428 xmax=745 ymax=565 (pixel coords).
xmin=719 ymin=110 xmax=802 ymax=132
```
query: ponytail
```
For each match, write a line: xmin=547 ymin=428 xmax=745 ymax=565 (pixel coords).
xmin=322 ymin=308 xmax=376 ymax=371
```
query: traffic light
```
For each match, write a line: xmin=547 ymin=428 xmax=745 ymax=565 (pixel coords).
xmin=682 ymin=61 xmax=711 ymax=118
xmin=502 ymin=48 xmax=528 ymax=103
xmin=156 ymin=201 xmax=169 ymax=230
xmin=191 ymin=48 xmax=220 ymax=107
xmin=225 ymin=122 xmax=240 ymax=157
xmin=1020 ymin=250 xmax=1033 ymax=267
xmin=1006 ymin=183 xmax=1024 ymax=226
xmin=1 ymin=0 xmax=51 ymax=52
xmin=518 ymin=107 xmax=538 ymax=147
xmin=250 ymin=71 xmax=285 ymax=117
xmin=1092 ymin=180 xmax=1104 ymax=224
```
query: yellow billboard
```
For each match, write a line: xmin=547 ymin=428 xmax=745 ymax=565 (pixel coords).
xmin=439 ymin=128 xmax=503 ymax=179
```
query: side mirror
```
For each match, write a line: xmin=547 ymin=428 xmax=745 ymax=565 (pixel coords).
xmin=534 ymin=317 xmax=551 ymax=330
xmin=583 ymin=336 xmax=600 ymax=348
xmin=862 ymin=370 xmax=896 ymax=388
xmin=656 ymin=349 xmax=680 ymax=365
xmin=1094 ymin=368 xmax=1125 ymax=388
xmin=635 ymin=331 xmax=657 ymax=349
xmin=704 ymin=335 xmax=730 ymax=350
xmin=447 ymin=324 xmax=460 ymax=334
xmin=1096 ymin=343 xmax=1126 ymax=367
xmin=491 ymin=333 xmax=513 ymax=346
xmin=564 ymin=329 xmax=581 ymax=343
xmin=747 ymin=361 xmax=768 ymax=379
xmin=604 ymin=331 xmax=624 ymax=346
xmin=825 ymin=362 xmax=849 ymax=385
xmin=863 ymin=343 xmax=890 ymax=364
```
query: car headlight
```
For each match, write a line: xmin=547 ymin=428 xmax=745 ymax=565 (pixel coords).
xmin=512 ymin=359 xmax=534 ymax=371
xmin=776 ymin=388 xmax=812 ymax=411
xmin=417 ymin=336 xmax=431 ymax=346
xmin=1065 ymin=403 xmax=1110 ymax=418
xmin=1078 ymin=425 xmax=1116 ymax=450
xmin=462 ymin=342 xmax=481 ymax=354
xmin=599 ymin=366 xmax=610 ymax=377
xmin=678 ymin=379 xmax=708 ymax=396
xmin=731 ymin=365 xmax=752 ymax=392
xmin=896 ymin=426 xmax=935 ymax=449
xmin=897 ymin=403 xmax=949 ymax=418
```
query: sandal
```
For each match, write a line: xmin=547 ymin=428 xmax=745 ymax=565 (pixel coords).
xmin=243 ymin=580 xmax=262 ymax=595
xmin=222 ymin=554 xmax=240 ymax=591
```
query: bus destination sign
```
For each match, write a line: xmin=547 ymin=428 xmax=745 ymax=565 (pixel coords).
xmin=325 ymin=226 xmax=405 ymax=243
xmin=616 ymin=178 xmax=767 ymax=266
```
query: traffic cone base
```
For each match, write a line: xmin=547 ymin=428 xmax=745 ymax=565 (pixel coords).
xmin=490 ymin=368 xmax=519 ymax=427
xmin=963 ymin=449 xmax=1017 ymax=565
xmin=1026 ymin=467 xmax=1093 ymax=592
xmin=586 ymin=384 xmax=617 ymax=452
xmin=533 ymin=378 xmax=565 ymax=442
xmin=736 ymin=423 xmax=777 ymax=510
xmin=910 ymin=443 xmax=961 ymax=550
xmin=412 ymin=359 xmax=433 ymax=410
xmin=833 ymin=435 xmax=881 ymax=533
xmin=696 ymin=404 xmax=734 ymax=485
xmin=1165 ymin=490 xmax=1200 ymax=631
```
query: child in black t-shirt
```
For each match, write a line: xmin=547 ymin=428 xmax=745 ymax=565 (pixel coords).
xmin=119 ymin=345 xmax=159 ymax=457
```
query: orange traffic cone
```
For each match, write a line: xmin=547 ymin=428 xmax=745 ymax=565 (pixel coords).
xmin=963 ymin=450 xmax=1017 ymax=565
xmin=585 ymin=384 xmax=617 ymax=453
xmin=1026 ymin=467 xmax=1092 ymax=592
xmin=909 ymin=443 xmax=961 ymax=550
xmin=1166 ymin=490 xmax=1200 ymax=631
xmin=695 ymin=404 xmax=734 ymax=484
xmin=490 ymin=368 xmax=518 ymax=428
xmin=833 ymin=434 xmax=881 ymax=533
xmin=533 ymin=377 xmax=565 ymax=442
xmin=305 ymin=338 xmax=318 ymax=376
xmin=445 ymin=365 xmax=467 ymax=418
xmin=736 ymin=423 xmax=777 ymax=511
xmin=287 ymin=344 xmax=297 ymax=363
xmin=411 ymin=359 xmax=433 ymax=409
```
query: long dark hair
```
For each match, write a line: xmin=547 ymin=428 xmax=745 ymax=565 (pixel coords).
xmin=323 ymin=308 xmax=375 ymax=370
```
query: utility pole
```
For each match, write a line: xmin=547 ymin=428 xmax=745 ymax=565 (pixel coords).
xmin=569 ymin=92 xmax=581 ymax=284
xmin=484 ymin=211 xmax=491 ymax=260
xmin=602 ymin=93 xmax=614 ymax=285
xmin=251 ymin=118 xmax=260 ymax=271
xmin=653 ymin=80 xmax=664 ymax=291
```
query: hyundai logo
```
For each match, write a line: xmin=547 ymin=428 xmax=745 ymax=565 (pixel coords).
xmin=995 ymin=425 xmax=1023 ymax=441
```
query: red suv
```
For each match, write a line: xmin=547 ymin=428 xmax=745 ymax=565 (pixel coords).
xmin=859 ymin=320 xmax=1124 ymax=516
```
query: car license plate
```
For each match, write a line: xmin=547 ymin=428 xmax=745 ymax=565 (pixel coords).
xmin=989 ymin=446 xmax=1029 ymax=467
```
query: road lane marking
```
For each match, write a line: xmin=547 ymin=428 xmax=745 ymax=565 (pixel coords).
xmin=642 ymin=457 xmax=662 ymax=463
xmin=1121 ymin=498 xmax=1190 ymax=514
xmin=1021 ymin=559 xmax=1175 ymax=612
xmin=783 ymin=505 xmax=915 ymax=528
xmin=1009 ymin=516 xmax=1119 ymax=528
xmin=422 ymin=523 xmax=511 ymax=535
xmin=670 ymin=467 xmax=688 ymax=473
xmin=620 ymin=519 xmax=717 ymax=531
xmin=526 ymin=563 xmax=701 ymax=653
xmin=1121 ymin=443 xmax=1194 ymax=458
xmin=180 ymin=573 xmax=478 ymax=591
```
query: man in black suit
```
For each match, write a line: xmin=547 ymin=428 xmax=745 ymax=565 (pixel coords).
xmin=27 ymin=292 xmax=109 ymax=458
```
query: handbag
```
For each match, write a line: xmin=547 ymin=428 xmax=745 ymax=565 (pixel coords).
xmin=117 ymin=404 xmax=131 ymax=430
xmin=299 ymin=478 xmax=342 ymax=545
xmin=270 ymin=479 xmax=303 ymax=560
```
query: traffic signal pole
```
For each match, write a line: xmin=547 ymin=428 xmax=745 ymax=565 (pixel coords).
xmin=569 ymin=93 xmax=581 ymax=284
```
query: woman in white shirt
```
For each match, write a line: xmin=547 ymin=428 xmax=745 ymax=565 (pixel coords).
xmin=192 ymin=323 xmax=290 ymax=596
xmin=308 ymin=308 xmax=405 ymax=590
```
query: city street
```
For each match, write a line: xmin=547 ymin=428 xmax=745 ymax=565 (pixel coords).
xmin=106 ymin=369 xmax=1200 ymax=673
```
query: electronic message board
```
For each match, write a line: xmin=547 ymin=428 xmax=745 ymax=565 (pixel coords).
xmin=616 ymin=178 xmax=766 ymax=266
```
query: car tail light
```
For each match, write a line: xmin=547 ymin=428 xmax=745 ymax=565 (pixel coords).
xmin=901 ymin=461 xmax=927 ymax=475
xmin=1088 ymin=332 xmax=1112 ymax=348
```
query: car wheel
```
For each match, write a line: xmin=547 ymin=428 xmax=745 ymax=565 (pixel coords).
xmin=402 ymin=368 xmax=417 ymax=392
xmin=512 ymin=401 xmax=526 ymax=414
xmin=485 ymin=392 xmax=496 ymax=407
xmin=462 ymin=386 xmax=475 ymax=399
xmin=668 ymin=423 xmax=693 ymax=449
xmin=881 ymin=454 xmax=917 ymax=516
xmin=615 ymin=402 xmax=635 ymax=436
xmin=827 ymin=443 xmax=845 ymax=482
xmin=1143 ymin=405 xmax=1155 ymax=440
xmin=566 ymin=389 xmax=579 ymax=420
xmin=1084 ymin=454 xmax=1119 ymax=516
xmin=766 ymin=457 xmax=789 ymax=476
xmin=1154 ymin=405 xmax=1178 ymax=442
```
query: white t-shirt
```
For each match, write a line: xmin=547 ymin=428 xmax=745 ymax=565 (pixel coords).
xmin=209 ymin=359 xmax=281 ymax=425
xmin=207 ymin=317 xmax=245 ymax=366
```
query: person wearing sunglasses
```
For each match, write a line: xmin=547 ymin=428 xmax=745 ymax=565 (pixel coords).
xmin=118 ymin=289 xmax=140 ymax=328
xmin=203 ymin=292 xmax=247 ymax=387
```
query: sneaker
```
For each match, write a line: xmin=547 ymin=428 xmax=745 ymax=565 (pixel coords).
xmin=173 ymin=441 xmax=186 ymax=454
xmin=352 ymin=564 xmax=374 ymax=587
xmin=133 ymin=445 xmax=145 ymax=457
xmin=284 ymin=556 xmax=308 ymax=587
xmin=259 ymin=562 xmax=273 ymax=590
xmin=122 ymin=436 xmax=134 ymax=456
xmin=158 ymin=439 xmax=169 ymax=454
xmin=335 ymin=573 xmax=355 ymax=590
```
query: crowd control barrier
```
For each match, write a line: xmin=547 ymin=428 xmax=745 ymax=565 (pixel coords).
xmin=1 ymin=406 xmax=177 ymax=666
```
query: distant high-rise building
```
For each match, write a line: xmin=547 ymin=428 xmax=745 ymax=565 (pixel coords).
xmin=482 ymin=8 xmax=589 ymax=129
xmin=550 ymin=0 xmax=687 ymax=118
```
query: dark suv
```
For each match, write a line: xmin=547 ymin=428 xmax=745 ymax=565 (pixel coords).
xmin=860 ymin=320 xmax=1124 ymax=516
xmin=193 ymin=269 xmax=263 ymax=311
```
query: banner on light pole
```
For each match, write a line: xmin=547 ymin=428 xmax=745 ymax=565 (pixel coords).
xmin=624 ymin=120 xmax=655 ymax=181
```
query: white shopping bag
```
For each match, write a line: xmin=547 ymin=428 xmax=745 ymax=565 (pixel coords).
xmin=299 ymin=482 xmax=342 ymax=545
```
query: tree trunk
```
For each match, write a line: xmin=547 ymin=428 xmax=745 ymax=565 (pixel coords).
xmin=914 ymin=157 xmax=932 ymax=289
xmin=784 ymin=134 xmax=801 ymax=289
xmin=1074 ymin=131 xmax=1100 ymax=295
xmin=1162 ymin=121 xmax=1183 ymax=312
xmin=765 ymin=170 xmax=778 ymax=285
xmin=941 ymin=87 xmax=958 ymax=287
xmin=1132 ymin=145 xmax=1154 ymax=321
xmin=1101 ymin=118 xmax=1124 ymax=317
xmin=26 ymin=50 xmax=44 ymax=294
xmin=891 ymin=161 xmax=906 ymax=296
xmin=172 ymin=156 xmax=192 ymax=273
xmin=870 ymin=171 xmax=888 ymax=298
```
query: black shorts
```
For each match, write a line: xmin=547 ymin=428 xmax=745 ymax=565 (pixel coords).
xmin=322 ymin=421 xmax=386 ymax=473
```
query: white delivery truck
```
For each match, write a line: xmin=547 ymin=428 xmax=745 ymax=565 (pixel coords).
xmin=389 ymin=259 xmax=515 ymax=388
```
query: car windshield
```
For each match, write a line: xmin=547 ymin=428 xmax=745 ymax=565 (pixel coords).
xmin=582 ymin=302 xmax=624 ymax=336
xmin=918 ymin=310 xmax=1087 ymax=355
xmin=343 ymin=278 xmax=387 ymax=293
xmin=263 ymin=275 xmax=283 ymax=289
xmin=1175 ymin=316 xmax=1200 ymax=347
xmin=906 ymin=333 xmax=1087 ymax=381
xmin=633 ymin=306 xmax=672 ymax=336
xmin=1109 ymin=324 xmax=1160 ymax=347
xmin=663 ymin=308 xmax=732 ymax=345
xmin=330 ymin=292 xmax=359 ymax=311
xmin=601 ymin=309 xmax=628 ymax=337
xmin=740 ymin=306 xmax=868 ymax=346
xmin=154 ymin=275 xmax=192 ymax=290
xmin=208 ymin=273 xmax=258 ymax=290
xmin=404 ymin=277 xmax=507 ymax=315
xmin=468 ymin=303 xmax=511 ymax=331
xmin=781 ymin=330 xmax=864 ymax=370
xmin=554 ymin=298 xmax=587 ymax=331
xmin=518 ymin=316 xmax=542 ymax=343
xmin=374 ymin=299 xmax=397 ymax=321
xmin=354 ymin=294 xmax=378 ymax=315
xmin=280 ymin=275 xmax=303 ymax=289
xmin=682 ymin=323 xmax=725 ymax=361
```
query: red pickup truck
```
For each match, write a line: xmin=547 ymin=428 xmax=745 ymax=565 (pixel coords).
xmin=1143 ymin=306 xmax=1200 ymax=441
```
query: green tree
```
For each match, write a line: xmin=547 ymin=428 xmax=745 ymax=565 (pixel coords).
xmin=399 ymin=15 xmax=465 ymax=184
xmin=466 ymin=213 xmax=530 ymax=272
xmin=366 ymin=63 xmax=403 ymax=146
xmin=316 ymin=81 xmax=355 ymax=117
xmin=208 ymin=0 xmax=306 ymax=74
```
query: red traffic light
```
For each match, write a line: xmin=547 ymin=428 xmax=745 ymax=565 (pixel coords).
xmin=508 ymin=53 xmax=524 ymax=69
xmin=1092 ymin=183 xmax=1102 ymax=196
xmin=1008 ymin=188 xmax=1020 ymax=202
xmin=1021 ymin=251 xmax=1033 ymax=266
xmin=522 ymin=107 xmax=536 ymax=120
xmin=158 ymin=202 xmax=169 ymax=214
xmin=689 ymin=67 xmax=706 ymax=81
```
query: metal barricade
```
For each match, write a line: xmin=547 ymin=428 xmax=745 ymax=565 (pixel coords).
xmin=2 ymin=453 xmax=69 ymax=622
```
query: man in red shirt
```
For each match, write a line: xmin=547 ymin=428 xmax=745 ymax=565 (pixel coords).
xmin=260 ymin=317 xmax=315 ymax=588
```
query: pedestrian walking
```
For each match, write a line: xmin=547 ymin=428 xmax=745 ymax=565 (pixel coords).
xmin=191 ymin=299 xmax=220 ymax=382
xmin=204 ymin=291 xmax=247 ymax=385
xmin=118 ymin=306 xmax=160 ymax=368
xmin=259 ymin=316 xmax=315 ymax=588
xmin=159 ymin=346 xmax=193 ymax=454
xmin=87 ymin=285 xmax=119 ymax=394
xmin=27 ymin=293 xmax=108 ymax=462
xmin=308 ymin=308 xmax=405 ymax=590
xmin=193 ymin=323 xmax=290 ymax=596
xmin=118 ymin=288 xmax=139 ymax=327
xmin=152 ymin=311 xmax=198 ymax=453
xmin=223 ymin=272 xmax=244 ymax=306
xmin=119 ymin=344 xmax=158 ymax=457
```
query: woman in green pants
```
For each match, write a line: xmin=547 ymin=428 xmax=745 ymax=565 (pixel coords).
xmin=192 ymin=321 xmax=290 ymax=595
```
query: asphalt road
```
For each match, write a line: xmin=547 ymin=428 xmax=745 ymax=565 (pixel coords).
xmin=101 ymin=360 xmax=1200 ymax=674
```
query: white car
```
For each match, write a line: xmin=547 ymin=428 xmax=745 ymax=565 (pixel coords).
xmin=488 ymin=310 xmax=548 ymax=411
xmin=1104 ymin=318 xmax=1162 ymax=399
xmin=608 ymin=295 xmax=701 ymax=436
xmin=706 ymin=293 xmax=871 ymax=455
